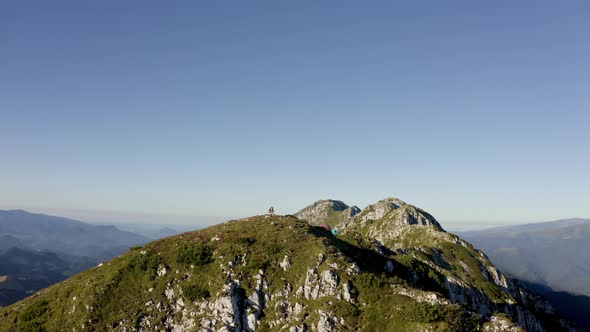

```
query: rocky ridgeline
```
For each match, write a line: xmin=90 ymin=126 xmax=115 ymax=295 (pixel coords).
xmin=0 ymin=198 xmax=580 ymax=331
xmin=295 ymin=197 xmax=577 ymax=332
xmin=356 ymin=198 xmax=443 ymax=229
xmin=297 ymin=197 xmax=443 ymax=232
xmin=294 ymin=200 xmax=360 ymax=227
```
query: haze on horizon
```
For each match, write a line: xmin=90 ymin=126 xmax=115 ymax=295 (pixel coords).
xmin=1 ymin=2 xmax=589 ymax=227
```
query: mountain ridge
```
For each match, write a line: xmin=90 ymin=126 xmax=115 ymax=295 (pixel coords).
xmin=0 ymin=210 xmax=151 ymax=308
xmin=0 ymin=199 xmax=580 ymax=331
xmin=464 ymin=218 xmax=590 ymax=233
xmin=0 ymin=209 xmax=150 ymax=260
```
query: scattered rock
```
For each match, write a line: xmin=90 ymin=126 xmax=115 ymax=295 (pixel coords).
xmin=157 ymin=265 xmax=167 ymax=277
xmin=280 ymin=255 xmax=291 ymax=271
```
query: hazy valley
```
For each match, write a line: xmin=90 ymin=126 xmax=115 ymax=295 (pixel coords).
xmin=0 ymin=210 xmax=150 ymax=307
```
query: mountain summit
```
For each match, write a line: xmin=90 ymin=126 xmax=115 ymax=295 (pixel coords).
xmin=0 ymin=198 xmax=579 ymax=331
xmin=294 ymin=199 xmax=360 ymax=227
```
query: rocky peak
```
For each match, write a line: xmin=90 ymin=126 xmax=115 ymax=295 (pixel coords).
xmin=294 ymin=199 xmax=360 ymax=227
xmin=356 ymin=197 xmax=444 ymax=232
xmin=297 ymin=197 xmax=445 ymax=233
xmin=358 ymin=197 xmax=406 ymax=220
xmin=298 ymin=199 xmax=350 ymax=213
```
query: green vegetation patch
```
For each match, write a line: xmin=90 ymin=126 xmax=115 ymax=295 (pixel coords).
xmin=17 ymin=300 xmax=49 ymax=332
xmin=404 ymin=302 xmax=481 ymax=332
xmin=396 ymin=256 xmax=447 ymax=295
xmin=176 ymin=243 xmax=214 ymax=266
xmin=127 ymin=251 xmax=161 ymax=274
xmin=182 ymin=284 xmax=210 ymax=302
xmin=19 ymin=300 xmax=49 ymax=322
xmin=265 ymin=242 xmax=283 ymax=256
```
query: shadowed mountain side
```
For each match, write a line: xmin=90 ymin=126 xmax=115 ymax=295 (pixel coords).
xmin=460 ymin=219 xmax=590 ymax=297
xmin=521 ymin=281 xmax=590 ymax=330
xmin=0 ymin=235 xmax=24 ymax=250
xmin=0 ymin=247 xmax=98 ymax=307
xmin=0 ymin=210 xmax=150 ymax=307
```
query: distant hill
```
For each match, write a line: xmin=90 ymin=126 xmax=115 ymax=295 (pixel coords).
xmin=460 ymin=218 xmax=590 ymax=297
xmin=0 ymin=247 xmax=87 ymax=307
xmin=522 ymin=281 xmax=590 ymax=330
xmin=93 ymin=222 xmax=208 ymax=240
xmin=0 ymin=210 xmax=150 ymax=307
xmin=153 ymin=227 xmax=180 ymax=239
xmin=0 ymin=234 xmax=24 ymax=250
xmin=0 ymin=210 xmax=150 ymax=261
xmin=461 ymin=219 xmax=590 ymax=329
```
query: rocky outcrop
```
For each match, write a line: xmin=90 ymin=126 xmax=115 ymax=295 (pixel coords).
xmin=295 ymin=199 xmax=360 ymax=227
xmin=483 ymin=315 xmax=523 ymax=332
xmin=294 ymin=197 xmax=572 ymax=332
xmin=356 ymin=197 xmax=444 ymax=231
xmin=297 ymin=197 xmax=444 ymax=233
xmin=138 ymin=249 xmax=356 ymax=332
xmin=316 ymin=310 xmax=345 ymax=332
xmin=357 ymin=197 xmax=405 ymax=220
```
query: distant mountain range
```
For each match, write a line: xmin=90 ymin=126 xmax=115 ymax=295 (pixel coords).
xmin=460 ymin=218 xmax=590 ymax=296
xmin=0 ymin=210 xmax=150 ymax=260
xmin=461 ymin=218 xmax=590 ymax=328
xmin=98 ymin=222 xmax=197 ymax=240
xmin=0 ymin=247 xmax=72 ymax=306
xmin=0 ymin=210 xmax=150 ymax=306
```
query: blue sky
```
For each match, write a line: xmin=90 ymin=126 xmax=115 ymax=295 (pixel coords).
xmin=1 ymin=1 xmax=589 ymax=227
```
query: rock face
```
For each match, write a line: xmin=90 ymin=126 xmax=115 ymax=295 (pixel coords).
xmin=294 ymin=199 xmax=360 ymax=227
xmin=302 ymin=197 xmax=445 ymax=233
xmin=359 ymin=197 xmax=443 ymax=229
xmin=295 ymin=197 xmax=579 ymax=332
xmin=0 ymin=198 xmax=579 ymax=332
xmin=357 ymin=197 xmax=405 ymax=220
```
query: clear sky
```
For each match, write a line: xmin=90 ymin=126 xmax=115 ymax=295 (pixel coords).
xmin=1 ymin=1 xmax=589 ymax=227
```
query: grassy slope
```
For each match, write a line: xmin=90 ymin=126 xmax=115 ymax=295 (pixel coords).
xmin=0 ymin=215 xmax=485 ymax=332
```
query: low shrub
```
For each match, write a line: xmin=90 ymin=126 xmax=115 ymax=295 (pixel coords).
xmin=182 ymin=284 xmax=210 ymax=302
xmin=18 ymin=321 xmax=44 ymax=332
xmin=176 ymin=243 xmax=214 ymax=266
xmin=265 ymin=243 xmax=282 ymax=256
xmin=405 ymin=301 xmax=444 ymax=323
xmin=398 ymin=256 xmax=446 ymax=294
xmin=355 ymin=272 xmax=386 ymax=289
xmin=19 ymin=300 xmax=49 ymax=322
xmin=127 ymin=252 xmax=161 ymax=273
xmin=444 ymin=305 xmax=482 ymax=332
xmin=18 ymin=300 xmax=49 ymax=332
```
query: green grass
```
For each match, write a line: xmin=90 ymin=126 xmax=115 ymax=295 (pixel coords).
xmin=175 ymin=242 xmax=214 ymax=266
xmin=16 ymin=300 xmax=49 ymax=332
xmin=127 ymin=251 xmax=161 ymax=274
xmin=0 ymin=214 xmax=525 ymax=331
xmin=182 ymin=284 xmax=210 ymax=302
